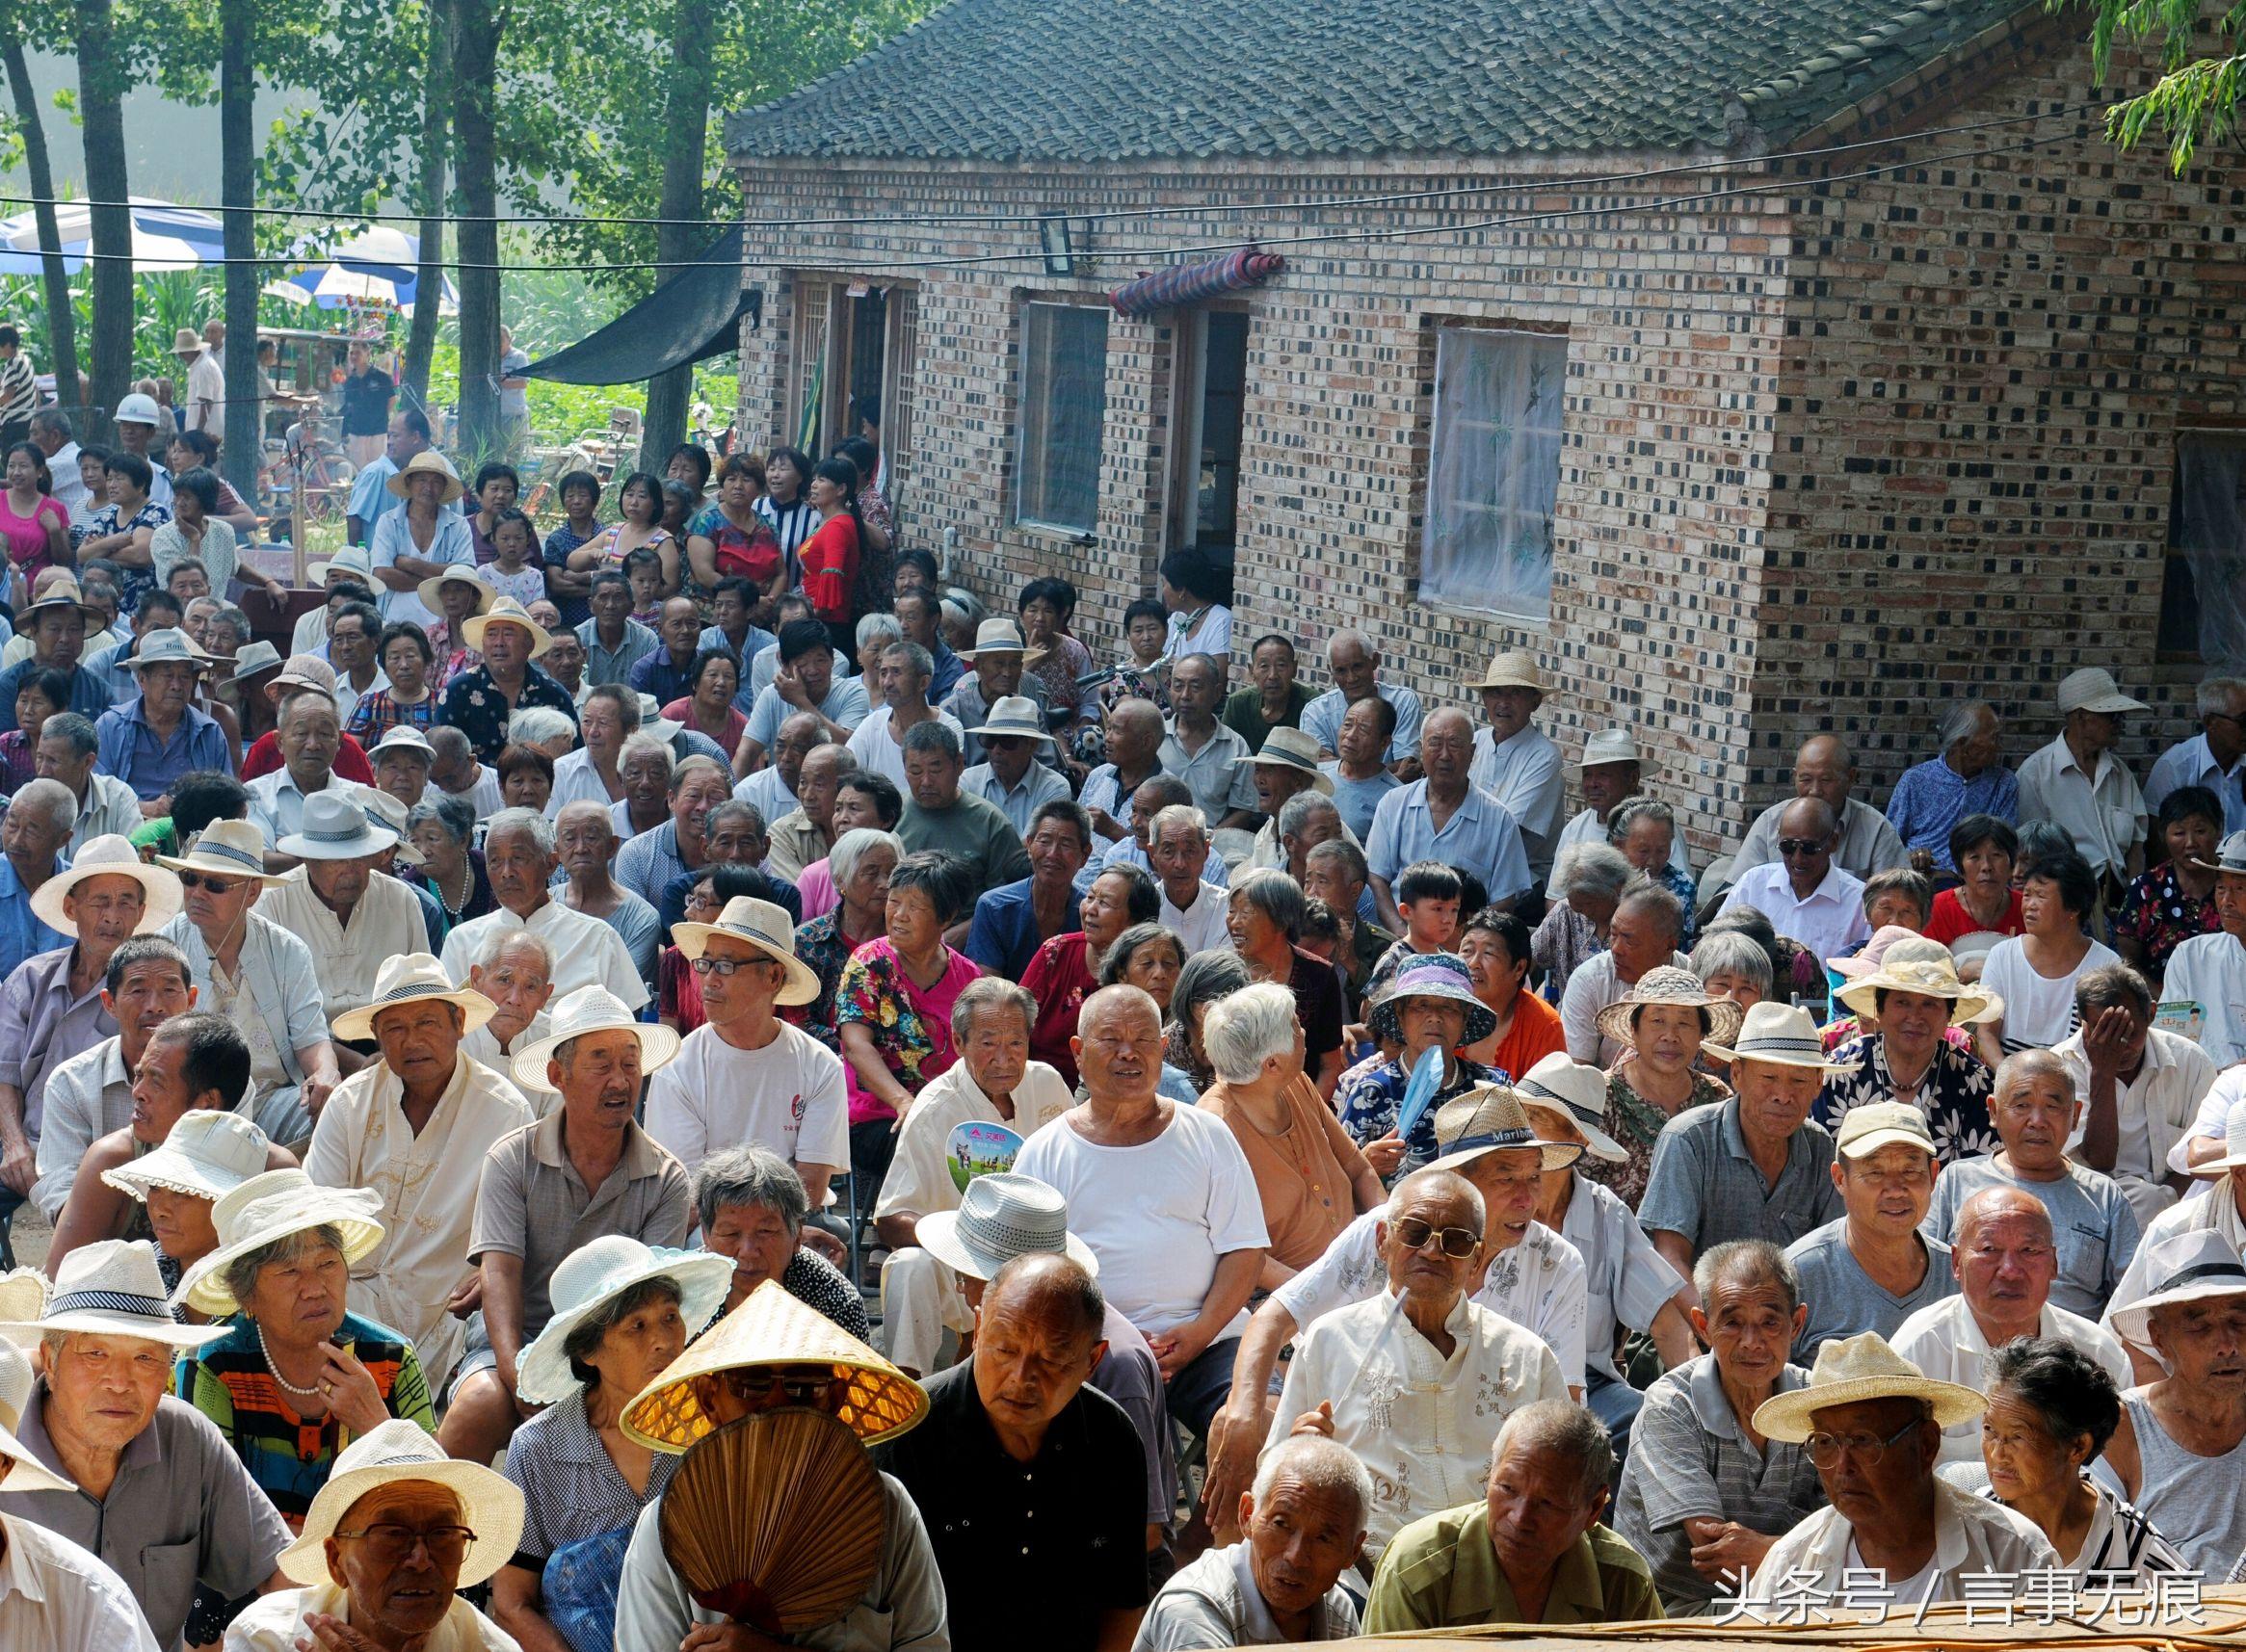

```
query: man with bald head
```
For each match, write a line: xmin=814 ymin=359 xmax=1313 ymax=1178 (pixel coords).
xmin=1719 ymin=796 xmax=1870 ymax=959
xmin=1302 ymin=629 xmax=1424 ymax=775
xmin=1891 ymin=1185 xmax=2132 ymax=1462
xmin=879 ymin=1251 xmax=1151 ymax=1651
xmin=765 ymin=739 xmax=854 ymax=882
xmin=1732 ymin=734 xmax=1910 ymax=881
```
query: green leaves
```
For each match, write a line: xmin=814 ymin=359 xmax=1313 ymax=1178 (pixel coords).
xmin=2057 ymin=0 xmax=2246 ymax=171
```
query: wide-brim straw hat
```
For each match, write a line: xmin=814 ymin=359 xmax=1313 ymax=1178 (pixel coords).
xmin=330 ymin=952 xmax=498 ymax=1043
xmin=621 ymin=1278 xmax=929 ymax=1454
xmin=2196 ymin=1097 xmax=2246 ymax=1175
xmin=0 ymin=1340 xmax=74 ymax=1494
xmin=1579 ymin=728 xmax=1639 ymax=769
xmin=964 ymin=694 xmax=1054 ymax=747
xmin=280 ymin=1419 xmax=523 ymax=1587
xmin=1829 ymin=925 xmax=1925 ymax=982
xmin=416 ymin=565 xmax=497 ymax=616
xmin=172 ymin=327 xmax=209 ymax=356
xmin=1752 ymin=1331 xmax=1987 ymax=1444
xmin=515 ymin=1237 xmax=735 ymax=1406
xmin=671 ymin=897 xmax=821 ymax=1006
xmin=513 ymin=984 xmax=681 ymax=1092
xmin=1833 ymin=940 xmax=1997 ymax=1028
xmin=22 ymin=574 xmax=102 ymax=622
xmin=2191 ymin=829 xmax=2246 ymax=876
xmin=462 ymin=594 xmax=554 ymax=659
xmin=1433 ymin=1085 xmax=1583 ymax=1174
xmin=102 ymin=1109 xmax=271 ymax=1204
xmin=1470 ymin=649 xmax=1543 ymax=693
xmin=1236 ymin=725 xmax=1332 ymax=795
xmin=2057 ymin=666 xmax=2147 ymax=718
xmin=2107 ymin=1229 xmax=2246 ymax=1350
xmin=29 ymin=834 xmax=182 ymax=935
xmin=1704 ymin=1000 xmax=1862 ymax=1074
xmin=154 ymin=819 xmax=288 ymax=887
xmin=0 ymin=1239 xmax=225 ymax=1350
xmin=1594 ymin=964 xmax=1747 ymax=1049
xmin=1512 ymin=1051 xmax=1626 ymax=1163
xmin=959 ymin=617 xmax=1026 ymax=658
xmin=384 ymin=449 xmax=465 ymax=505
xmin=916 ymin=1172 xmax=1100 ymax=1283
xmin=1368 ymin=953 xmax=1497 ymax=1046
xmin=176 ymin=1168 xmax=386 ymax=1317
xmin=276 ymin=788 xmax=397 ymax=861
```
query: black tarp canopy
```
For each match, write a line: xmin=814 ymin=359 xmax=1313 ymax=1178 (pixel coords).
xmin=521 ymin=225 xmax=759 ymax=385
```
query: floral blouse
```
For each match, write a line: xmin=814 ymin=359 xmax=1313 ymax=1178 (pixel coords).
xmin=80 ymin=499 xmax=172 ymax=614
xmin=1584 ymin=1067 xmax=1733 ymax=1213
xmin=833 ymin=936 xmax=981 ymax=1125
xmin=2115 ymin=862 xmax=2221 ymax=980
xmin=783 ymin=911 xmax=879 ymax=1054
xmin=1335 ymin=1053 xmax=1505 ymax=1179
xmin=1813 ymin=1033 xmax=1997 ymax=1167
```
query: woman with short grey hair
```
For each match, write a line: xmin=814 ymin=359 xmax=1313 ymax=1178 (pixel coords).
xmin=1161 ymin=945 xmax=1251 ymax=1101
xmin=406 ymin=791 xmax=493 ymax=928
xmin=1692 ymin=929 xmax=1774 ymax=1011
xmin=1607 ymin=796 xmax=1697 ymax=946
xmin=792 ymin=826 xmax=903 ymax=1051
xmin=854 ymin=610 xmax=903 ymax=679
xmin=692 ymin=1144 xmax=869 ymax=1335
xmin=1535 ymin=841 xmax=1636 ymax=1002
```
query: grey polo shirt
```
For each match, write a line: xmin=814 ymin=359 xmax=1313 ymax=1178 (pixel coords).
xmin=1636 ymin=1098 xmax=1843 ymax=1256
xmin=1784 ymin=1217 xmax=1959 ymax=1365
xmin=1158 ymin=721 xmax=1257 ymax=826
xmin=0 ymin=1386 xmax=290 ymax=1651
xmin=896 ymin=792 xmax=1032 ymax=898
xmin=1921 ymin=1155 xmax=2140 ymax=1318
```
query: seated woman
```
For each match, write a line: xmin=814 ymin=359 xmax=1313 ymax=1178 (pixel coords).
xmin=492 ymin=1235 xmax=732 ymax=1652
xmin=1925 ymin=812 xmax=2026 ymax=967
xmin=1814 ymin=938 xmax=1998 ymax=1167
xmin=1157 ymin=941 xmax=1244 ymax=1103
xmin=405 ymin=794 xmax=495 ymax=931
xmin=1608 ymin=797 xmax=1698 ymax=947
xmin=1336 ymin=954 xmax=1506 ymax=1180
xmin=1981 ymin=850 xmax=2120 ymax=1059
xmin=1691 ymin=929 xmax=1773 ymax=1016
xmin=1459 ymin=907 xmax=1568 ymax=1080
xmin=694 ymin=1143 xmax=867 ymax=1334
xmin=1533 ymin=842 xmax=1632 ymax=1002
xmin=662 ymin=647 xmax=747 ymax=758
xmin=1020 ymin=863 xmax=1160 ymax=1086
xmin=2114 ymin=786 xmax=2224 ymax=987
xmin=787 ymin=828 xmax=903 ymax=1053
xmin=1586 ymin=966 xmax=1741 ymax=1211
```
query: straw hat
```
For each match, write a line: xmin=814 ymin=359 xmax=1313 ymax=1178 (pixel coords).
xmin=21 ymin=573 xmax=102 ymax=622
xmin=0 ymin=1267 xmax=46 ymax=1330
xmin=127 ymin=627 xmax=213 ymax=673
xmin=1833 ymin=1101 xmax=1938 ymax=1162
xmin=155 ymin=819 xmax=287 ymax=887
xmin=1432 ymin=1085 xmax=1583 ymax=1174
xmin=1828 ymin=924 xmax=1923 ymax=982
xmin=30 ymin=834 xmax=182 ymax=935
xmin=916 ymin=1173 xmax=1100 ymax=1283
xmin=272 ymin=654 xmax=338 ymax=696
xmin=362 ymin=791 xmax=424 ymax=866
xmin=964 ymin=695 xmax=1055 ymax=747
xmin=1579 ymin=729 xmax=1640 ymax=769
xmin=1512 ymin=1051 xmax=1626 ymax=1163
xmin=2106 ymin=1230 xmax=2246 ymax=1350
xmin=416 ymin=565 xmax=496 ymax=617
xmin=2191 ymin=830 xmax=2246 ymax=876
xmin=671 ymin=897 xmax=821 ymax=1006
xmin=306 ymin=547 xmax=375 ymax=586
xmin=0 ymin=1240 xmax=225 ymax=1350
xmin=621 ymin=1278 xmax=929 ymax=1454
xmin=512 ymin=984 xmax=681 ymax=1093
xmin=1594 ymin=964 xmax=1747 ymax=1049
xmin=102 ymin=1109 xmax=273 ymax=1205
xmin=330 ymin=953 xmax=497 ymax=1043
xmin=1368 ymin=953 xmax=1496 ymax=1046
xmin=172 ymin=328 xmax=209 ymax=356
xmin=277 ymin=789 xmax=396 ymax=861
xmin=0 ymin=1341 xmax=74 ymax=1494
xmin=1235 ymin=726 xmax=1333 ymax=795
xmin=2056 ymin=667 xmax=2147 ymax=718
xmin=515 ymin=1237 xmax=734 ymax=1406
xmin=1704 ymin=1001 xmax=1862 ymax=1074
xmin=2194 ymin=1097 xmax=2246 ymax=1175
xmin=462 ymin=594 xmax=555 ymax=659
xmin=1751 ymin=1331 xmax=1987 ymax=1444
xmin=368 ymin=723 xmax=436 ymax=766
xmin=383 ymin=448 xmax=465 ymax=505
xmin=279 ymin=1418 xmax=524 ymax=1587
xmin=959 ymin=617 xmax=1025 ymax=658
xmin=228 ymin=641 xmax=284 ymax=684
xmin=1832 ymin=940 xmax=1996 ymax=1028
xmin=1470 ymin=649 xmax=1544 ymax=694
xmin=176 ymin=1169 xmax=386 ymax=1318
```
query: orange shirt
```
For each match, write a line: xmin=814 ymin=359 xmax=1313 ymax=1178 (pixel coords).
xmin=1201 ymin=1073 xmax=1372 ymax=1271
xmin=1488 ymin=988 xmax=1567 ymax=1083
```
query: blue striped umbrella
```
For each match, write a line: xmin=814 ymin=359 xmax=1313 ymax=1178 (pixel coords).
xmin=0 ymin=196 xmax=226 ymax=275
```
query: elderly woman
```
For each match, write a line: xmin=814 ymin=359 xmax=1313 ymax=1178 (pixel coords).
xmin=835 ymin=850 xmax=981 ymax=1192
xmin=494 ymin=741 xmax=555 ymax=814
xmin=1818 ymin=926 xmax=1943 ymax=1051
xmin=1926 ymin=813 xmax=2025 ymax=962
xmin=1692 ymin=929 xmax=1773 ymax=1014
xmin=1534 ymin=841 xmax=1633 ymax=1001
xmin=1020 ymin=862 xmax=1160 ymax=1086
xmin=663 ymin=646 xmax=747 ymax=756
xmin=491 ymin=1236 xmax=731 ymax=1652
xmin=1609 ymin=796 xmax=1697 ymax=946
xmin=1588 ymin=965 xmax=1742 ymax=1210
xmin=788 ymin=826 xmax=902 ymax=1052
xmin=1460 ymin=907 xmax=1568 ymax=1080
xmin=173 ymin=1170 xmax=432 ymax=1644
xmin=1202 ymin=982 xmax=1384 ymax=1288
xmin=1228 ymin=866 xmax=1348 ymax=1095
xmin=1814 ymin=938 xmax=1998 ymax=1167
xmin=616 ymin=730 xmax=675 ymax=839
xmin=1982 ymin=850 xmax=2121 ymax=1058
xmin=694 ymin=1143 xmax=869 ymax=1335
xmin=2115 ymin=786 xmax=2224 ymax=983
xmin=1336 ymin=953 xmax=1504 ymax=1179
xmin=1977 ymin=1336 xmax=2188 ymax=1580
xmin=405 ymin=793 xmax=494 ymax=930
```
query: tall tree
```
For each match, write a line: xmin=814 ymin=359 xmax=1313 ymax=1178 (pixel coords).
xmin=0 ymin=24 xmax=78 ymax=412
xmin=218 ymin=0 xmax=259 ymax=499
xmin=2072 ymin=0 xmax=2246 ymax=170
xmin=639 ymin=0 xmax=715 ymax=471
xmin=73 ymin=0 xmax=133 ymax=439
xmin=402 ymin=0 xmax=453 ymax=408
xmin=451 ymin=0 xmax=503 ymax=457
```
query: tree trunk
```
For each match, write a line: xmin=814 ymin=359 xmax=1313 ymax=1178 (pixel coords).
xmin=639 ymin=0 xmax=714 ymax=473
xmin=450 ymin=0 xmax=502 ymax=459
xmin=218 ymin=0 xmax=259 ymax=503
xmin=1 ymin=35 xmax=78 ymax=419
xmin=401 ymin=0 xmax=452 ymax=410
xmin=73 ymin=0 xmax=131 ymax=442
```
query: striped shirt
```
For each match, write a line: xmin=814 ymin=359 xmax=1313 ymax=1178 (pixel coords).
xmin=0 ymin=353 xmax=37 ymax=426
xmin=503 ymin=1388 xmax=680 ymax=1565
xmin=1988 ymin=1479 xmax=2186 ymax=1583
xmin=754 ymin=493 xmax=818 ymax=567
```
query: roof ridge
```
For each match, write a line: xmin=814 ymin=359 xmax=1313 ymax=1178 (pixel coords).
xmin=1732 ymin=0 xmax=2029 ymax=112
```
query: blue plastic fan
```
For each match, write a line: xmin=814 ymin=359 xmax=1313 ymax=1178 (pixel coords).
xmin=1392 ymin=1043 xmax=1447 ymax=1144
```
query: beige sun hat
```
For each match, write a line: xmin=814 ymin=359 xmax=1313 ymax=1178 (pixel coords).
xmin=512 ymin=983 xmax=681 ymax=1093
xmin=916 ymin=1173 xmax=1100 ymax=1283
xmin=1751 ymin=1331 xmax=1987 ymax=1444
xmin=154 ymin=819 xmax=287 ymax=887
xmin=1512 ymin=1051 xmax=1626 ymax=1163
xmin=102 ymin=1109 xmax=273 ymax=1205
xmin=227 ymin=641 xmax=285 ymax=685
xmin=1235 ymin=725 xmax=1333 ymax=795
xmin=306 ymin=546 xmax=375 ymax=586
xmin=272 ymin=653 xmax=338 ymax=697
xmin=277 ymin=789 xmax=395 ymax=861
xmin=416 ymin=564 xmax=497 ymax=617
xmin=637 ymin=692 xmax=685 ymax=743
xmin=515 ymin=1236 xmax=735 ymax=1407
xmin=279 ymin=1418 xmax=523 ymax=1587
xmin=172 ymin=327 xmax=209 ymax=356
xmin=0 ymin=1240 xmax=225 ymax=1350
xmin=1594 ymin=964 xmax=1747 ymax=1050
xmin=671 ymin=897 xmax=821 ymax=1007
xmin=959 ymin=617 xmax=1026 ymax=658
xmin=29 ymin=834 xmax=183 ymax=935
xmin=1833 ymin=938 xmax=1998 ymax=1028
xmin=2056 ymin=667 xmax=2147 ymax=718
xmin=21 ymin=573 xmax=102 ymax=622
xmin=330 ymin=953 xmax=497 ymax=1043
xmin=965 ymin=694 xmax=1055 ymax=747
xmin=0 ymin=1341 xmax=75 ymax=1494
xmin=175 ymin=1169 xmax=387 ymax=1318
xmin=383 ymin=448 xmax=465 ymax=505
xmin=1432 ymin=1085 xmax=1583 ymax=1174
xmin=1703 ymin=1000 xmax=1862 ymax=1075
xmin=462 ymin=595 xmax=554 ymax=659
xmin=1579 ymin=728 xmax=1640 ymax=769
xmin=1471 ymin=649 xmax=1543 ymax=693
xmin=621 ymin=1277 xmax=929 ymax=1454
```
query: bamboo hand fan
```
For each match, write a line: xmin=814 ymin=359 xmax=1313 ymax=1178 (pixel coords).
xmin=659 ymin=1408 xmax=885 ymax=1635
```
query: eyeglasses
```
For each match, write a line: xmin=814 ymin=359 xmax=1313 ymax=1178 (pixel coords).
xmin=690 ymin=955 xmax=776 ymax=977
xmin=683 ymin=890 xmax=720 ymax=911
xmin=175 ymin=871 xmax=248 ymax=894
xmin=1801 ymin=1417 xmax=1923 ymax=1469
xmin=1392 ymin=1218 xmax=1479 ymax=1258
xmin=1777 ymin=838 xmax=1828 ymax=858
xmin=333 ymin=1523 xmax=478 ymax=1565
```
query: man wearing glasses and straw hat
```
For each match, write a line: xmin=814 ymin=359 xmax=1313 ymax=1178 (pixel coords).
xmin=1467 ymin=649 xmax=1566 ymax=881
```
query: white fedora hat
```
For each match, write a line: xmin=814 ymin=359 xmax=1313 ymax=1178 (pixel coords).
xmin=0 ymin=1239 xmax=225 ymax=1350
xmin=176 ymin=1169 xmax=386 ymax=1318
xmin=965 ymin=694 xmax=1055 ymax=747
xmin=1704 ymin=1000 xmax=1862 ymax=1075
xmin=154 ymin=819 xmax=287 ymax=887
xmin=916 ymin=1173 xmax=1100 ymax=1283
xmin=515 ymin=1236 xmax=734 ymax=1406
xmin=330 ymin=952 xmax=497 ymax=1044
xmin=2107 ymin=1229 xmax=2246 ymax=1351
xmin=306 ymin=546 xmax=375 ymax=585
xmin=280 ymin=1418 xmax=524 ymax=1587
xmin=959 ymin=617 xmax=1026 ymax=658
xmin=277 ymin=788 xmax=396 ymax=861
xmin=2056 ymin=667 xmax=2147 ymax=718
xmin=0 ymin=1341 xmax=74 ymax=1494
xmin=361 ymin=790 xmax=424 ymax=866
xmin=2195 ymin=1096 xmax=2246 ymax=1176
xmin=1235 ymin=725 xmax=1333 ymax=795
xmin=415 ymin=564 xmax=496 ymax=617
xmin=2191 ymin=829 xmax=2246 ymax=877
xmin=102 ymin=1109 xmax=272 ymax=1205
xmin=671 ymin=896 xmax=821 ymax=1007
xmin=1752 ymin=1331 xmax=1986 ymax=1444
xmin=1512 ymin=1051 xmax=1626 ymax=1163
xmin=29 ymin=834 xmax=182 ymax=936
xmin=1579 ymin=728 xmax=1640 ymax=769
xmin=368 ymin=723 xmax=436 ymax=764
xmin=127 ymin=627 xmax=214 ymax=673
xmin=636 ymin=692 xmax=684 ymax=743
xmin=1470 ymin=649 xmax=1543 ymax=693
xmin=512 ymin=984 xmax=681 ymax=1092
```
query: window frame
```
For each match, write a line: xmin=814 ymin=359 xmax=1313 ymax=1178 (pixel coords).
xmin=1418 ymin=323 xmax=1569 ymax=623
xmin=1013 ymin=300 xmax=1111 ymax=536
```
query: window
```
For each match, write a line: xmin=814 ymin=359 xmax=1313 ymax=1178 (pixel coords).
xmin=1167 ymin=310 xmax=1248 ymax=563
xmin=1421 ymin=326 xmax=1567 ymax=620
xmin=1016 ymin=302 xmax=1109 ymax=533
xmin=2166 ymin=433 xmax=2246 ymax=669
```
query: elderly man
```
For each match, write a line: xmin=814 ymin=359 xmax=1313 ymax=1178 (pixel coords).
xmin=0 ymin=1240 xmax=291 ymax=1650
xmin=1272 ymin=1167 xmax=1570 ymax=1566
xmin=879 ymin=1252 xmax=1149 ymax=1650
xmin=439 ymin=808 xmax=648 ymax=1009
xmin=1745 ymin=1332 xmax=2054 ymax=1611
xmin=1886 ymin=703 xmax=2020 ymax=874
xmin=1366 ymin=708 xmax=1531 ymax=931
xmin=1301 ymin=629 xmax=1423 ymax=773
xmin=965 ymin=798 xmax=1086 ymax=980
xmin=1136 ymin=1434 xmax=1370 ymax=1649
xmin=738 ymin=617 xmax=869 ymax=770
xmin=459 ymin=927 xmax=556 ymax=1074
xmin=1614 ymin=1241 xmax=1827 ymax=1615
xmin=1149 ymin=801 xmax=1231 ymax=952
xmin=897 ymin=721 xmax=1032 ymax=906
xmin=436 ymin=597 xmax=578 ymax=764
xmin=875 ymin=979 xmax=1075 ymax=1374
xmin=2055 ymin=964 xmax=2214 ymax=1228
xmin=37 ymin=713 xmax=140 ymax=853
xmin=611 ymin=752 xmax=730 ymax=908
xmin=2148 ymin=676 xmax=2246 ymax=833
xmin=961 ymin=696 xmax=1068 ymax=834
xmin=424 ymin=723 xmax=501 ymax=821
xmin=573 ymin=568 xmax=657 ymax=688
xmin=0 ymin=778 xmax=73 ymax=983
xmin=1324 ymin=695 xmax=1400 ymax=844
xmin=1641 ymin=1003 xmax=1847 ymax=1279
xmin=1091 ymin=772 xmax=1229 ymax=895
xmin=1781 ymin=1103 xmax=1954 ymax=1366
xmin=305 ymin=954 xmax=533 ymax=1395
xmin=944 ymin=619 xmax=1051 ymax=762
xmin=551 ymin=800 xmax=661 ymax=991
xmin=2161 ymin=828 xmax=2246 ymax=1066
xmin=2018 ymin=666 xmax=2150 ymax=889
xmin=1468 ymin=650 xmax=1567 ymax=879
xmin=259 ymin=793 xmax=426 ymax=1043
xmin=92 ymin=630 xmax=228 ymax=813
xmin=1922 ymin=1051 xmax=2138 ymax=1316
xmin=546 ymin=682 xmax=636 ymax=815
xmin=1220 ymin=632 xmax=1310 ymax=751
xmin=1363 ymin=1400 xmax=1659 ymax=1631
xmin=1016 ymin=984 xmax=1268 ymax=1437
xmin=1240 ymin=729 xmax=1339 ymax=872
xmin=1082 ymin=695 xmax=1169 ymax=852
xmin=765 ymin=738 xmax=856 ymax=881
xmin=1719 ymin=797 xmax=1870 ymax=960
xmin=735 ymin=708 xmax=824 ymax=823
xmin=0 ymin=578 xmax=113 ymax=734
xmin=651 ymin=799 xmax=798 ymax=934
xmin=847 ymin=641 xmax=962 ymax=791
xmin=1162 ymin=653 xmax=1260 ymax=831
xmin=1546 ymin=729 xmax=1690 ymax=899
xmin=445 ymin=984 xmax=691 ymax=1463
xmin=624 ymin=595 xmax=706 ymax=705
xmin=245 ymin=690 xmax=367 ymax=866
xmin=1732 ymin=736 xmax=1910 ymax=881
xmin=1558 ymin=882 xmax=1687 ymax=1065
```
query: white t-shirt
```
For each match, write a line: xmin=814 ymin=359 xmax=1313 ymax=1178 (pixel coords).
xmin=1014 ymin=1101 xmax=1269 ymax=1338
xmin=644 ymin=1020 xmax=849 ymax=1175
xmin=1159 ymin=880 xmax=1232 ymax=955
xmin=2160 ymin=931 xmax=2246 ymax=1068
xmin=845 ymin=705 xmax=964 ymax=789
xmin=1983 ymin=936 xmax=2122 ymax=1053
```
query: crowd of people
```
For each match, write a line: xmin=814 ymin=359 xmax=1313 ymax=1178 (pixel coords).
xmin=0 ymin=376 xmax=2241 ymax=1651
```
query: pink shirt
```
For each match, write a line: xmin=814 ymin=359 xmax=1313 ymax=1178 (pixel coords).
xmin=795 ymin=858 xmax=838 ymax=920
xmin=0 ymin=492 xmax=66 ymax=572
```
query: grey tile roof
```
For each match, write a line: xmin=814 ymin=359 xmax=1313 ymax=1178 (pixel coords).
xmin=726 ymin=0 xmax=2036 ymax=164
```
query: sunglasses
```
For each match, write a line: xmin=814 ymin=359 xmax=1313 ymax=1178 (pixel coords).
xmin=175 ymin=870 xmax=250 ymax=894
xmin=1392 ymin=1218 xmax=1480 ymax=1258
xmin=1777 ymin=838 xmax=1829 ymax=857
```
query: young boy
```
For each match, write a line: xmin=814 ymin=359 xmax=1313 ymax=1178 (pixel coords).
xmin=1363 ymin=859 xmax=1467 ymax=1001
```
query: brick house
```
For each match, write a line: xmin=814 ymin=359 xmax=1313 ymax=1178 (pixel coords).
xmin=723 ymin=0 xmax=2243 ymax=857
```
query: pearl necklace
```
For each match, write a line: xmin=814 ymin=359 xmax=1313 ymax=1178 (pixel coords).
xmin=257 ymin=1322 xmax=325 ymax=1401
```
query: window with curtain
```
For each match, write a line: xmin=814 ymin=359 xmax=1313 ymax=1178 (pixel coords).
xmin=2166 ymin=433 xmax=2246 ymax=670
xmin=1016 ymin=302 xmax=1109 ymax=533
xmin=1420 ymin=326 xmax=1568 ymax=620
